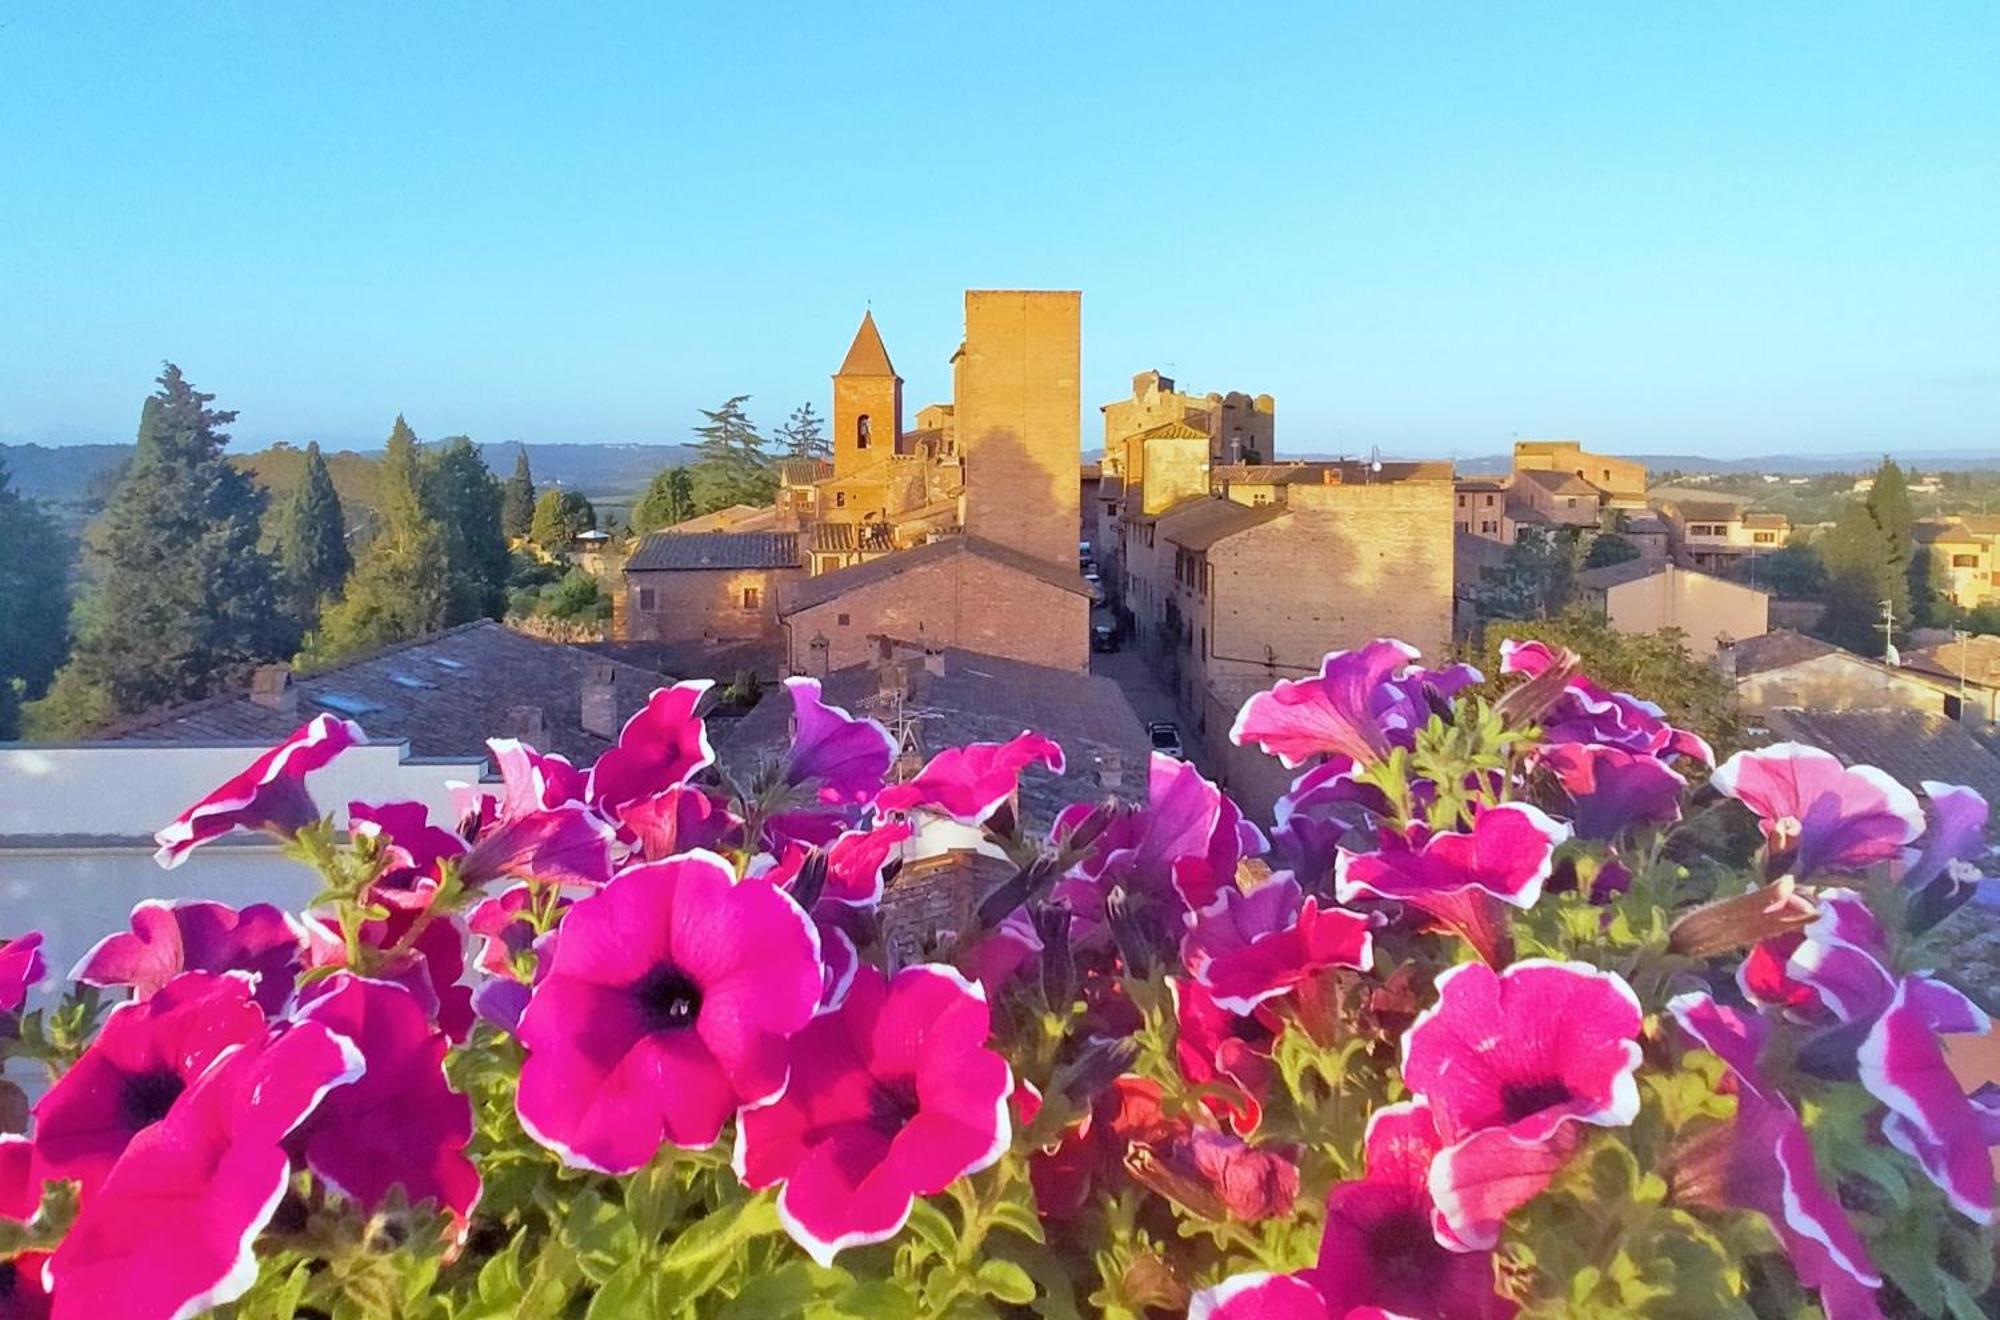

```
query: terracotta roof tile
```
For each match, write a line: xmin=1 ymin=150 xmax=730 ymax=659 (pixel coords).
xmin=626 ymin=531 xmax=801 ymax=571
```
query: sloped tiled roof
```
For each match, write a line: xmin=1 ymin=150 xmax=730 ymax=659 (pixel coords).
xmin=777 ymin=458 xmax=834 ymax=486
xmin=1157 ymin=499 xmax=1287 ymax=551
xmin=836 ymin=311 xmax=899 ymax=378
xmin=778 ymin=537 xmax=1088 ymax=615
xmin=1904 ymin=636 xmax=2000 ymax=689
xmin=1742 ymin=512 xmax=1791 ymax=530
xmin=1578 ymin=558 xmax=1673 ymax=591
xmin=1759 ymin=708 xmax=2000 ymax=804
xmin=662 ymin=504 xmax=776 ymax=535
xmin=1131 ymin=420 xmax=1210 ymax=442
xmin=1663 ymin=499 xmax=1743 ymax=522
xmin=1729 ymin=629 xmax=1841 ymax=676
xmin=99 ymin=621 xmax=664 ymax=763
xmin=1517 ymin=468 xmax=1600 ymax=497
xmin=626 ymin=531 xmax=800 ymax=571
xmin=810 ymin=522 xmax=894 ymax=554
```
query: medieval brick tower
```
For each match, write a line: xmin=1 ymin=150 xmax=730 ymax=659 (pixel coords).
xmin=955 ymin=290 xmax=1082 ymax=573
xmin=832 ymin=311 xmax=903 ymax=481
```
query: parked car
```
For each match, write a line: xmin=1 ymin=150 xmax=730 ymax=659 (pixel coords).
xmin=1147 ymin=721 xmax=1184 ymax=759
xmin=1091 ymin=622 xmax=1118 ymax=652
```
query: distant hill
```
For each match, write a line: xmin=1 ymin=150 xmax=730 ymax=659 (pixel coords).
xmin=1444 ymin=450 xmax=2000 ymax=477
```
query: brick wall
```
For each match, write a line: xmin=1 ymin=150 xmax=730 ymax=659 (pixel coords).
xmin=958 ymin=291 xmax=1081 ymax=573
xmin=783 ymin=550 xmax=1089 ymax=674
xmin=626 ymin=566 xmax=801 ymax=643
xmin=833 ymin=374 xmax=902 ymax=481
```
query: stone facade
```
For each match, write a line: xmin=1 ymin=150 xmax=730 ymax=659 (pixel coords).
xmin=1513 ymin=439 xmax=1647 ymax=509
xmin=626 ymin=564 xmax=802 ymax=644
xmin=956 ymin=290 xmax=1082 ymax=574
xmin=832 ymin=311 xmax=903 ymax=482
xmin=1578 ymin=561 xmax=1768 ymax=659
xmin=1103 ymin=370 xmax=1274 ymax=467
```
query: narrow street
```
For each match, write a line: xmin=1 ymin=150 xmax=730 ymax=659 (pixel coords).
xmin=1088 ymin=611 xmax=1225 ymax=781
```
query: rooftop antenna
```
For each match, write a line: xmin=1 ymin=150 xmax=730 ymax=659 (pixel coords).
xmin=1880 ymin=598 xmax=1900 ymax=667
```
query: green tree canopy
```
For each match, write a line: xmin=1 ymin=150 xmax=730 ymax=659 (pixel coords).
xmin=689 ymin=396 xmax=775 ymax=512
xmin=1467 ymin=527 xmax=1584 ymax=622
xmin=0 ymin=457 xmax=71 ymax=737
xmin=501 ymin=448 xmax=537 ymax=540
xmin=1864 ymin=457 xmax=1917 ymax=630
xmin=276 ymin=441 xmax=352 ymax=628
xmin=1817 ymin=499 xmax=1897 ymax=655
xmin=1582 ymin=534 xmax=1640 ymax=570
xmin=1753 ymin=541 xmax=1828 ymax=599
xmin=529 ymin=489 xmax=597 ymax=547
xmin=304 ymin=416 xmax=450 ymax=663
xmin=427 ymin=437 xmax=510 ymax=623
xmin=631 ymin=466 xmax=697 ymax=534
xmin=775 ymin=402 xmax=829 ymax=460
xmin=31 ymin=365 xmax=286 ymax=730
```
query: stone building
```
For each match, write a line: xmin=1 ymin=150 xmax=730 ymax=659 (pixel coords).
xmin=1103 ymin=371 xmax=1274 ymax=469
xmin=1576 ymin=559 xmax=1768 ymax=659
xmin=1511 ymin=439 xmax=1647 ymax=510
xmin=622 ymin=531 xmax=803 ymax=646
xmin=1652 ymin=498 xmax=1791 ymax=573
xmin=1914 ymin=515 xmax=2000 ymax=610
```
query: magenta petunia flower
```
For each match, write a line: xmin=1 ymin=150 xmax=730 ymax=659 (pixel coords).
xmin=1125 ymin=1123 xmax=1300 ymax=1222
xmin=300 ymin=908 xmax=476 ymax=1043
xmin=515 ymin=851 xmax=821 ymax=1172
xmin=755 ymin=820 xmax=913 ymax=909
xmin=467 ymin=884 xmax=543 ymax=980
xmin=1336 ymin=803 xmax=1569 ymax=964
xmin=616 ymin=784 xmax=744 ymax=862
xmin=487 ymin=736 xmax=587 ymax=815
xmin=1 ymin=1134 xmax=36 ymax=1222
xmin=0 ymin=933 xmax=46 ymax=1015
xmin=1061 ymin=753 xmax=1226 ymax=918
xmin=1858 ymin=975 xmax=2000 ymax=1223
xmin=73 ymin=899 xmax=304 ymax=1016
xmin=780 ymin=677 xmax=897 ymax=806
xmin=45 ymin=1018 xmax=363 ymax=1320
xmin=736 ymin=964 xmax=1012 ymax=1265
xmin=1182 ymin=875 xmax=1373 ymax=1014
xmin=33 ymin=971 xmax=268 ymax=1194
xmin=349 ymin=798 xmax=468 ymax=910
xmin=1499 ymin=640 xmax=1713 ymax=766
xmin=586 ymin=681 xmax=715 ymax=811
xmin=873 ymin=731 xmax=1066 ymax=824
xmin=1229 ymin=639 xmax=1422 ymax=769
xmin=1403 ymin=959 xmax=1644 ymax=1249
xmin=1536 ymin=743 xmax=1684 ymax=841
xmin=293 ymin=976 xmax=480 ymax=1234
xmin=462 ymin=803 xmax=617 ymax=890
xmin=153 ymin=713 xmax=364 ymax=867
xmin=1173 ymin=977 xmax=1275 ymax=1135
xmin=1711 ymin=743 xmax=1924 ymax=880
xmin=1669 ymin=994 xmax=1883 ymax=1317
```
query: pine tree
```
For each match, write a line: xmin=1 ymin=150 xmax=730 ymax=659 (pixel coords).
xmin=33 ymin=365 xmax=286 ymax=728
xmin=632 ymin=466 xmax=697 ymax=534
xmin=502 ymin=449 xmax=537 ymax=539
xmin=0 ymin=457 xmax=71 ymax=735
xmin=427 ymin=437 xmax=510 ymax=622
xmin=689 ymin=396 xmax=776 ymax=512
xmin=775 ymin=402 xmax=829 ymax=460
xmin=529 ymin=489 xmax=597 ymax=547
xmin=1818 ymin=499 xmax=1898 ymax=655
xmin=276 ymin=441 xmax=352 ymax=628
xmin=305 ymin=416 xmax=450 ymax=662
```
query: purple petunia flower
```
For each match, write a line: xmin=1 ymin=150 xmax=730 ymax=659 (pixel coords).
xmin=780 ymin=677 xmax=897 ymax=806
xmin=1181 ymin=875 xmax=1374 ymax=1014
xmin=33 ymin=972 xmax=268 ymax=1194
xmin=586 ymin=681 xmax=716 ymax=812
xmin=0 ymin=932 xmax=46 ymax=1015
xmin=487 ymin=737 xmax=588 ymax=816
xmin=515 ymin=851 xmax=821 ymax=1172
xmin=1536 ymin=743 xmax=1685 ymax=841
xmin=872 ymin=731 xmax=1066 ymax=824
xmin=1228 ymin=639 xmax=1423 ymax=769
xmin=463 ymin=803 xmax=617 ymax=890
xmin=1335 ymin=803 xmax=1569 ymax=964
xmin=1895 ymin=781 xmax=1991 ymax=928
xmin=293 ymin=976 xmax=481 ymax=1235
xmin=1711 ymin=743 xmax=1924 ymax=880
xmin=735 ymin=964 xmax=1012 ymax=1266
xmin=1191 ymin=1099 xmax=1515 ymax=1319
xmin=45 ymin=1018 xmax=363 ymax=1320
xmin=153 ymin=714 xmax=364 ymax=867
xmin=1858 ymin=976 xmax=2000 ymax=1223
xmin=1499 ymin=640 xmax=1713 ymax=766
xmin=1057 ymin=753 xmax=1228 ymax=928
xmin=1668 ymin=994 xmax=1883 ymax=1318
xmin=1402 ymin=959 xmax=1644 ymax=1250
xmin=615 ymin=784 xmax=744 ymax=862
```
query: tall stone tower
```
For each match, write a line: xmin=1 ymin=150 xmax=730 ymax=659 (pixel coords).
xmin=955 ymin=290 xmax=1082 ymax=573
xmin=832 ymin=311 xmax=903 ymax=480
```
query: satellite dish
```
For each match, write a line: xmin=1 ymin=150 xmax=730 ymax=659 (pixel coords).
xmin=1367 ymin=445 xmax=1383 ymax=474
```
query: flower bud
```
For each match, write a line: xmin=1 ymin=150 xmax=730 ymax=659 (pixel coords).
xmin=788 ymin=849 xmax=830 ymax=912
xmin=1031 ymin=899 xmax=1075 ymax=1009
xmin=1667 ymin=876 xmax=1815 ymax=958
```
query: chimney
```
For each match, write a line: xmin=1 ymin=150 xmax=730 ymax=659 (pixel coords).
xmin=580 ymin=661 xmax=619 ymax=740
xmin=249 ymin=664 xmax=295 ymax=715
xmin=1095 ymin=750 xmax=1124 ymax=791
xmin=504 ymin=704 xmax=546 ymax=744
xmin=923 ymin=649 xmax=945 ymax=677
xmin=878 ymin=658 xmax=910 ymax=702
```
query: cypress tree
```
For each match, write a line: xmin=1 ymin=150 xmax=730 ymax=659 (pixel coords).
xmin=428 ymin=437 xmax=510 ymax=622
xmin=36 ymin=364 xmax=285 ymax=726
xmin=1818 ymin=500 xmax=1898 ymax=654
xmin=277 ymin=441 xmax=352 ymax=627
xmin=1865 ymin=457 xmax=1914 ymax=630
xmin=0 ymin=457 xmax=71 ymax=735
xmin=502 ymin=448 xmax=537 ymax=539
xmin=305 ymin=416 xmax=450 ymax=662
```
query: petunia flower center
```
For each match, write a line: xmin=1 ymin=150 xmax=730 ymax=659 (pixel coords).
xmin=867 ymin=1078 xmax=922 ymax=1137
xmin=120 ymin=1067 xmax=187 ymax=1129
xmin=633 ymin=966 xmax=703 ymax=1032
xmin=1500 ymin=1076 xmax=1573 ymax=1121
xmin=1365 ymin=1208 xmax=1441 ymax=1289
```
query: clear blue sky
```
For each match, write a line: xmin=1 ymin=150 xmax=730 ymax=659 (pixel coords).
xmin=1 ymin=3 xmax=1994 ymax=459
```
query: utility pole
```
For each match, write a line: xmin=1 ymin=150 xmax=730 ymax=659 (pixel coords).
xmin=1956 ymin=627 xmax=1970 ymax=719
xmin=1880 ymin=597 xmax=1899 ymax=667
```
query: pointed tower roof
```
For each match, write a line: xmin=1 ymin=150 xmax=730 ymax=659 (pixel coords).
xmin=836 ymin=311 xmax=900 ymax=379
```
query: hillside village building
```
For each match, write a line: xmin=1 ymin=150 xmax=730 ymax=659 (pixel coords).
xmin=1452 ymin=440 xmax=1648 ymax=547
xmin=621 ymin=291 xmax=1092 ymax=675
xmin=1577 ymin=559 xmax=1768 ymax=659
xmin=1915 ymin=515 xmax=2000 ymax=610
xmin=1652 ymin=497 xmax=1792 ymax=573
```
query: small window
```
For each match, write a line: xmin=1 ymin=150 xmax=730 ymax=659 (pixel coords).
xmin=857 ymin=415 xmax=871 ymax=450
xmin=1955 ymin=554 xmax=1980 ymax=568
xmin=835 ymin=491 xmax=846 ymax=508
xmin=837 ymin=612 xmax=850 ymax=626
xmin=638 ymin=587 xmax=657 ymax=611
xmin=741 ymin=586 xmax=762 ymax=611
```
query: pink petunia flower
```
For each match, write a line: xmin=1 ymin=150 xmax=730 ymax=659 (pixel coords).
xmin=586 ymin=681 xmax=716 ymax=812
xmin=0 ymin=933 xmax=46 ymax=1015
xmin=616 ymin=784 xmax=744 ymax=862
xmin=349 ymin=798 xmax=469 ymax=910
xmin=1402 ymin=959 xmax=1644 ymax=1249
xmin=1668 ymin=994 xmax=1883 ymax=1318
xmin=1172 ymin=978 xmax=1276 ymax=1135
xmin=33 ymin=972 xmax=268 ymax=1194
xmin=293 ymin=976 xmax=480 ymax=1235
xmin=515 ymin=851 xmax=821 ymax=1172
xmin=754 ymin=820 xmax=913 ymax=909
xmin=487 ymin=737 xmax=588 ymax=816
xmin=873 ymin=732 xmax=1066 ymax=824
xmin=1181 ymin=875 xmax=1374 ymax=1014
xmin=45 ymin=1019 xmax=363 ymax=1320
xmin=1858 ymin=976 xmax=2000 ymax=1223
xmin=1536 ymin=743 xmax=1684 ymax=841
xmin=780 ymin=677 xmax=897 ymax=806
xmin=299 ymin=909 xmax=476 ymax=1043
xmin=1228 ymin=639 xmax=1423 ymax=769
xmin=73 ymin=902 xmax=303 ymax=1015
xmin=1336 ymin=803 xmax=1569 ymax=965
xmin=735 ymin=964 xmax=1013 ymax=1265
xmin=462 ymin=803 xmax=617 ymax=890
xmin=1711 ymin=743 xmax=1924 ymax=880
xmin=153 ymin=713 xmax=364 ymax=867
xmin=1189 ymin=1272 xmax=1336 ymax=1319
xmin=1499 ymin=640 xmax=1713 ymax=766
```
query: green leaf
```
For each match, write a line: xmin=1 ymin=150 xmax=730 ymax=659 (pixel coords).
xmin=656 ymin=1193 xmax=783 ymax=1298
xmin=805 ymin=1279 xmax=924 ymax=1319
xmin=559 ymin=1188 xmax=640 ymax=1285
xmin=901 ymin=1196 xmax=958 ymax=1260
xmin=585 ymin=1259 xmax=659 ymax=1320
xmin=986 ymin=1196 xmax=1047 ymax=1246
xmin=975 ymin=1259 xmax=1038 ymax=1305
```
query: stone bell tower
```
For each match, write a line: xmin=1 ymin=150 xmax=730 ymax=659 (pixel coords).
xmin=832 ymin=310 xmax=903 ymax=480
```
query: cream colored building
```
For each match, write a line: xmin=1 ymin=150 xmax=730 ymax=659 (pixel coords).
xmin=1653 ymin=498 xmax=1791 ymax=573
xmin=1577 ymin=559 xmax=1769 ymax=658
xmin=1915 ymin=515 xmax=2000 ymax=610
xmin=1512 ymin=439 xmax=1648 ymax=510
